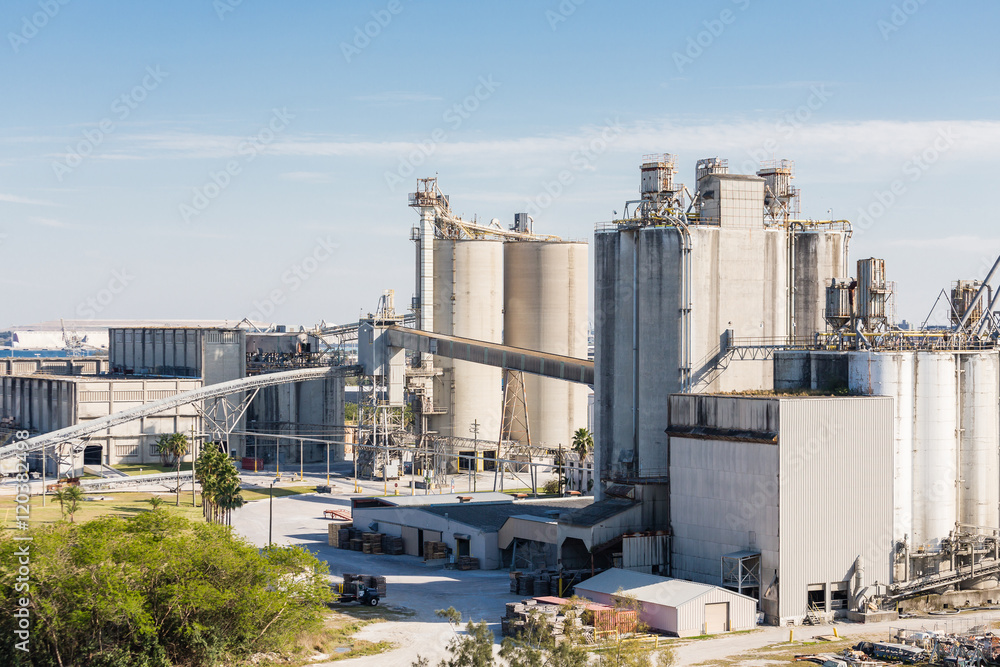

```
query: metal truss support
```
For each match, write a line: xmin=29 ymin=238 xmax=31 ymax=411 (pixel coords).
xmin=495 ymin=370 xmax=536 ymax=493
xmin=193 ymin=387 xmax=260 ymax=443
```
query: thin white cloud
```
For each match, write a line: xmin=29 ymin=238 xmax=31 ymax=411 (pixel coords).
xmin=28 ymin=216 xmax=75 ymax=229
xmin=713 ymin=80 xmax=839 ymax=91
xmin=888 ymin=235 xmax=1000 ymax=250
xmin=0 ymin=193 xmax=58 ymax=206
xmin=14 ymin=118 xmax=1000 ymax=175
xmin=351 ymin=91 xmax=443 ymax=103
xmin=279 ymin=171 xmax=335 ymax=183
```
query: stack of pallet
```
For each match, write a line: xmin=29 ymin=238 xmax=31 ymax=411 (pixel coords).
xmin=362 ymin=533 xmax=383 ymax=554
xmin=327 ymin=521 xmax=353 ymax=547
xmin=381 ymin=534 xmax=404 ymax=555
xmin=349 ymin=538 xmax=363 ymax=551
xmin=456 ymin=556 xmax=480 ymax=570
xmin=509 ymin=571 xmax=521 ymax=592
xmin=501 ymin=598 xmax=582 ymax=640
xmin=424 ymin=541 xmax=448 ymax=560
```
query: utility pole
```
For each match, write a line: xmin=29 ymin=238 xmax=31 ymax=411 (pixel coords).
xmin=469 ymin=419 xmax=480 ymax=493
xmin=558 ymin=442 xmax=563 ymax=496
xmin=191 ymin=430 xmax=197 ymax=508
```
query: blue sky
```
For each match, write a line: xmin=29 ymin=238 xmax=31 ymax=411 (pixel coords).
xmin=1 ymin=0 xmax=998 ymax=328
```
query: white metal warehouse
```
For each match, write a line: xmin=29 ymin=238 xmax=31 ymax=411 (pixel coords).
xmin=573 ymin=568 xmax=757 ymax=637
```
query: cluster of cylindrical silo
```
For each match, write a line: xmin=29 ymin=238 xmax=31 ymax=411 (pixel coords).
xmin=427 ymin=237 xmax=589 ymax=450
xmin=848 ymin=350 xmax=1000 ymax=551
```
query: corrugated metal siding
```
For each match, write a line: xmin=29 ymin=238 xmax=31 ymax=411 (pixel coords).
xmin=676 ymin=588 xmax=757 ymax=636
xmin=622 ymin=534 xmax=669 ymax=572
xmin=669 ymin=436 xmax=779 ymax=586
xmin=778 ymin=397 xmax=893 ymax=622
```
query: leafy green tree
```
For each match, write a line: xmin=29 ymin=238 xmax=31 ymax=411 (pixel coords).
xmin=147 ymin=495 xmax=164 ymax=510
xmin=442 ymin=620 xmax=495 ymax=667
xmin=437 ymin=606 xmax=463 ymax=628
xmin=571 ymin=428 xmax=593 ymax=460
xmin=0 ymin=512 xmax=329 ymax=666
xmin=595 ymin=590 xmax=674 ymax=667
xmin=500 ymin=605 xmax=589 ymax=667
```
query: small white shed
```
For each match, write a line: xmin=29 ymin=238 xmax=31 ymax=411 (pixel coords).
xmin=573 ymin=568 xmax=757 ymax=637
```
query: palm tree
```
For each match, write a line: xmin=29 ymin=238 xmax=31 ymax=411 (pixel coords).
xmin=196 ymin=444 xmax=225 ymax=522
xmin=54 ymin=485 xmax=83 ymax=523
xmin=154 ymin=433 xmax=173 ymax=467
xmin=571 ymin=428 xmax=593 ymax=460
xmin=156 ymin=433 xmax=189 ymax=506
xmin=214 ymin=476 xmax=246 ymax=526
xmin=196 ymin=444 xmax=245 ymax=524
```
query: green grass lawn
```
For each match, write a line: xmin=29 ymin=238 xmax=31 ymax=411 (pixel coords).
xmin=0 ymin=491 xmax=205 ymax=527
xmin=0 ymin=484 xmax=315 ymax=529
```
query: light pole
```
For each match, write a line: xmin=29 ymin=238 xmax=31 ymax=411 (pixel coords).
xmin=469 ymin=420 xmax=480 ymax=493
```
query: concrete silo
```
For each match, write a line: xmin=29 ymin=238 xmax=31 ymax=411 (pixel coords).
xmin=428 ymin=239 xmax=504 ymax=442
xmin=503 ymin=240 xmax=589 ymax=450
xmin=792 ymin=229 xmax=849 ymax=339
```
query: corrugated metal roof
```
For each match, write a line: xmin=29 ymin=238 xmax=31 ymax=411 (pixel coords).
xmin=421 ymin=499 xmax=591 ymax=531
xmin=558 ymin=498 xmax=637 ymax=526
xmin=370 ymin=492 xmax=514 ymax=507
xmin=575 ymin=568 xmax=755 ymax=608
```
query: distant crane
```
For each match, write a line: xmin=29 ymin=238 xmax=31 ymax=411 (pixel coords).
xmin=60 ymin=318 xmax=84 ymax=356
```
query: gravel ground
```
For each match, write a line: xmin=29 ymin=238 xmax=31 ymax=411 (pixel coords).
xmin=229 ymin=480 xmax=516 ymax=667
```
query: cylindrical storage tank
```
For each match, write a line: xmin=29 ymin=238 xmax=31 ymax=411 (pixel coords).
xmin=958 ymin=352 xmax=1000 ymax=532
xmin=848 ymin=351 xmax=914 ymax=545
xmin=793 ymin=231 xmax=848 ymax=337
xmin=911 ymin=352 xmax=958 ymax=550
xmin=430 ymin=239 xmax=504 ymax=442
xmin=856 ymin=258 xmax=887 ymax=331
xmin=824 ymin=280 xmax=853 ymax=331
xmin=504 ymin=241 xmax=589 ymax=450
